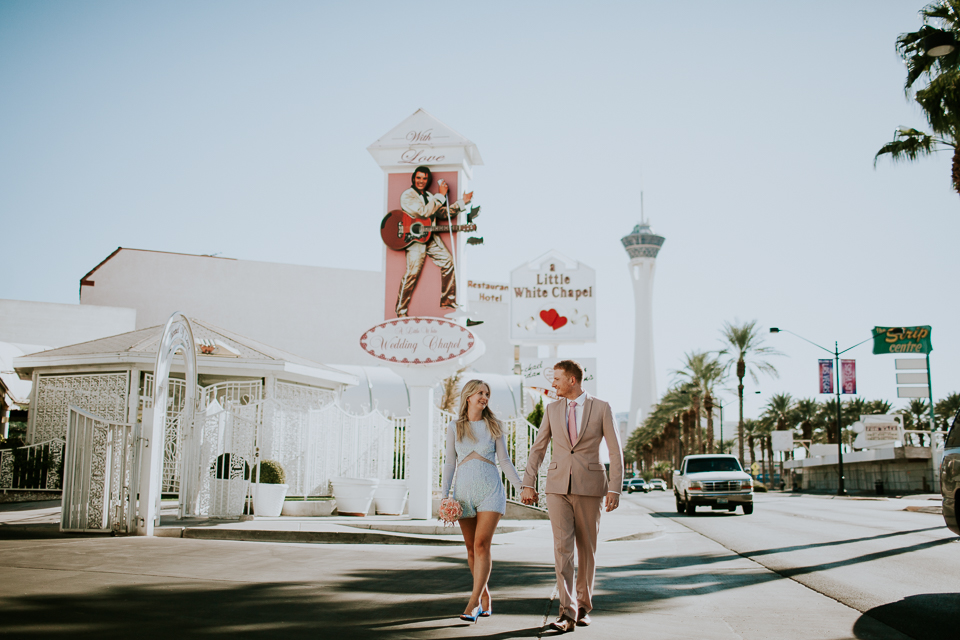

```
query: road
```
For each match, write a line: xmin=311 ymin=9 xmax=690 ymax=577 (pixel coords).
xmin=625 ymin=490 xmax=958 ymax=640
xmin=0 ymin=493 xmax=956 ymax=639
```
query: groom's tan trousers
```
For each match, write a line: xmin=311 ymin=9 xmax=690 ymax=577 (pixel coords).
xmin=545 ymin=492 xmax=603 ymax=616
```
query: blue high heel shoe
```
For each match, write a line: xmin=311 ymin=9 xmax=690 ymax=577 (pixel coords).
xmin=459 ymin=605 xmax=482 ymax=623
xmin=480 ymin=600 xmax=492 ymax=617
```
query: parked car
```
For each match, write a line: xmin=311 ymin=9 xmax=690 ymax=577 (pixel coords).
xmin=623 ymin=478 xmax=649 ymax=494
xmin=941 ymin=409 xmax=960 ymax=535
xmin=647 ymin=478 xmax=667 ymax=491
xmin=674 ymin=454 xmax=753 ymax=515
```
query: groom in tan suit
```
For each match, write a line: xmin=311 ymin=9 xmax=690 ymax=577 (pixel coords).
xmin=521 ymin=360 xmax=624 ymax=633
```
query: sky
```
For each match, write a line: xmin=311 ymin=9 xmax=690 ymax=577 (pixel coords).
xmin=2 ymin=1 xmax=958 ymax=424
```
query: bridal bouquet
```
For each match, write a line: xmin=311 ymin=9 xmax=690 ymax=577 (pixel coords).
xmin=438 ymin=497 xmax=463 ymax=526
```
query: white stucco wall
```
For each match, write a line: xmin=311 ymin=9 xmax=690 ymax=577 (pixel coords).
xmin=466 ymin=300 xmax=513 ymax=375
xmin=0 ymin=299 xmax=137 ymax=348
xmin=79 ymin=249 xmax=384 ymax=366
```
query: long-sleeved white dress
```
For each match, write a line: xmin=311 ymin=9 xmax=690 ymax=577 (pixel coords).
xmin=440 ymin=420 xmax=523 ymax=518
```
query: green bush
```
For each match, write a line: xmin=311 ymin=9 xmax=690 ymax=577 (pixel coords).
xmin=753 ymin=481 xmax=768 ymax=493
xmin=255 ymin=460 xmax=286 ymax=485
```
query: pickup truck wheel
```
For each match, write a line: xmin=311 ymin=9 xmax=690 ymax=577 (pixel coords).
xmin=685 ymin=499 xmax=697 ymax=515
xmin=675 ymin=494 xmax=684 ymax=514
xmin=742 ymin=504 xmax=754 ymax=515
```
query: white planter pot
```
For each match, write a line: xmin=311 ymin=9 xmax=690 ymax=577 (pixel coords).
xmin=331 ymin=477 xmax=379 ymax=516
xmin=281 ymin=499 xmax=336 ymax=517
xmin=252 ymin=483 xmax=288 ymax=517
xmin=209 ymin=478 xmax=248 ymax=517
xmin=374 ymin=480 xmax=409 ymax=515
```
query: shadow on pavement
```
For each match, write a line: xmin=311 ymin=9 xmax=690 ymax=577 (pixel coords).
xmin=854 ymin=593 xmax=960 ymax=640
xmin=0 ymin=555 xmax=557 ymax=639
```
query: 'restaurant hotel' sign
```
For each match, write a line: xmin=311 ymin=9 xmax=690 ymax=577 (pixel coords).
xmin=510 ymin=250 xmax=596 ymax=344
xmin=360 ymin=317 xmax=476 ymax=365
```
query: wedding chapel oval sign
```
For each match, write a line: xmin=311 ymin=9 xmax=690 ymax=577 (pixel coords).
xmin=360 ymin=317 xmax=476 ymax=365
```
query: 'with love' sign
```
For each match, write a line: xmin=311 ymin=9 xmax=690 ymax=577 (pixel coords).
xmin=510 ymin=250 xmax=596 ymax=344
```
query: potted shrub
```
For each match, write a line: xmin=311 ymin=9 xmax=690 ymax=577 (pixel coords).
xmin=252 ymin=460 xmax=288 ymax=517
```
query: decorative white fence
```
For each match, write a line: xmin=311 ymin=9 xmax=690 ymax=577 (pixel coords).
xmin=61 ymin=406 xmax=139 ymax=533
xmin=269 ymin=402 xmax=397 ymax=497
xmin=0 ymin=438 xmax=66 ymax=492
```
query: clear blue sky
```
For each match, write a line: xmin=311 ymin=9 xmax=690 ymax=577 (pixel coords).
xmin=2 ymin=1 xmax=957 ymax=421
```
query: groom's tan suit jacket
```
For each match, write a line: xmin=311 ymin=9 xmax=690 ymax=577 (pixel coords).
xmin=523 ymin=394 xmax=624 ymax=496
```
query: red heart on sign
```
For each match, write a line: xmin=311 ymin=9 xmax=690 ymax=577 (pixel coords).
xmin=539 ymin=309 xmax=568 ymax=331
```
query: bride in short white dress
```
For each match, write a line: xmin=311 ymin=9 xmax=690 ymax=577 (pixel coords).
xmin=440 ymin=380 xmax=522 ymax=622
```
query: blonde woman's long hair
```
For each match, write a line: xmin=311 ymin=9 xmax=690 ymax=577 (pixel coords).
xmin=455 ymin=379 xmax=503 ymax=442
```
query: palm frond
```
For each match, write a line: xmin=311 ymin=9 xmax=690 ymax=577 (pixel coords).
xmin=874 ymin=127 xmax=942 ymax=166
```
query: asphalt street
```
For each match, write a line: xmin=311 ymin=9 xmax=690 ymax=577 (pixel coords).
xmin=0 ymin=493 xmax=955 ymax=640
xmin=630 ymin=491 xmax=959 ymax=640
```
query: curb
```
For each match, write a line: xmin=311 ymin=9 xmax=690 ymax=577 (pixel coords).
xmin=154 ymin=527 xmax=464 ymax=545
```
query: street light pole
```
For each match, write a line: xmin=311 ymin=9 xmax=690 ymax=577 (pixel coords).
xmin=769 ymin=328 xmax=879 ymax=496
xmin=833 ymin=341 xmax=844 ymax=496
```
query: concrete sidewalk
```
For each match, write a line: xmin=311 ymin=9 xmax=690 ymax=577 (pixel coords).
xmin=0 ymin=499 xmax=663 ymax=545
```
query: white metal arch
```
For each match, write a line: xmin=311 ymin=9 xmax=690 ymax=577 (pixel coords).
xmin=137 ymin=312 xmax=197 ymax=535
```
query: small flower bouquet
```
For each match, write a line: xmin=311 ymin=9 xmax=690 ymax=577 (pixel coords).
xmin=438 ymin=497 xmax=463 ymax=526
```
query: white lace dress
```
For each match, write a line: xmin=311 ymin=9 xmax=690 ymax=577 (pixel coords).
xmin=440 ymin=420 xmax=523 ymax=518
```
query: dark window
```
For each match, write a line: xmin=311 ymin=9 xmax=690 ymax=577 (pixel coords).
xmin=685 ymin=457 xmax=743 ymax=474
xmin=946 ymin=409 xmax=960 ymax=449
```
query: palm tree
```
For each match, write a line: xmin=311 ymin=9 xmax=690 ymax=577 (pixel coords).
xmin=865 ymin=399 xmax=895 ymax=415
xmin=673 ymin=351 xmax=724 ymax=454
xmin=935 ymin=392 xmax=960 ymax=430
xmin=763 ymin=393 xmax=795 ymax=431
xmin=719 ymin=320 xmax=782 ymax=466
xmin=818 ymin=399 xmax=843 ymax=444
xmin=903 ymin=398 xmax=932 ymax=446
xmin=875 ymin=1 xmax=960 ymax=195
xmin=763 ymin=393 xmax=795 ymax=482
xmin=793 ymin=398 xmax=820 ymax=446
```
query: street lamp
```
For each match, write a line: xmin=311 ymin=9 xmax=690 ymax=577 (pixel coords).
xmin=768 ymin=327 xmax=882 ymax=496
xmin=922 ymin=26 xmax=956 ymax=57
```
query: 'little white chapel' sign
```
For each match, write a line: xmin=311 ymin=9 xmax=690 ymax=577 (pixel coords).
xmin=510 ymin=250 xmax=596 ymax=344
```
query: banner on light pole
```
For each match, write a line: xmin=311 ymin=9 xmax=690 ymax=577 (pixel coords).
xmin=819 ymin=359 xmax=834 ymax=394
xmin=840 ymin=359 xmax=856 ymax=395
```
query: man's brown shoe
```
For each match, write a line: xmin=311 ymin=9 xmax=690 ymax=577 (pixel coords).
xmin=550 ymin=613 xmax=577 ymax=633
xmin=576 ymin=607 xmax=591 ymax=626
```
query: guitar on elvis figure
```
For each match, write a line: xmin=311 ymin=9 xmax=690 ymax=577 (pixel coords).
xmin=380 ymin=208 xmax=477 ymax=251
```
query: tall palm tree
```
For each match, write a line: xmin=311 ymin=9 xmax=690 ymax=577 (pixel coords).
xmin=673 ymin=351 xmax=724 ymax=454
xmin=763 ymin=393 xmax=795 ymax=480
xmin=719 ymin=320 xmax=782 ymax=466
xmin=742 ymin=419 xmax=759 ymax=468
xmin=876 ymin=1 xmax=960 ymax=195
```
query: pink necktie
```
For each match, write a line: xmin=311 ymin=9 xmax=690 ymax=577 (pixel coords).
xmin=567 ymin=401 xmax=578 ymax=446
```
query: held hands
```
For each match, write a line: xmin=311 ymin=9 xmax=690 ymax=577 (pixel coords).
xmin=520 ymin=486 xmax=539 ymax=505
xmin=605 ymin=492 xmax=620 ymax=512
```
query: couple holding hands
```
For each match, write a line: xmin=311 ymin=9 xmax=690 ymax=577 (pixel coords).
xmin=440 ymin=359 xmax=624 ymax=633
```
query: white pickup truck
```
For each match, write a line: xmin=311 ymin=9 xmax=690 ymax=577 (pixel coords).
xmin=673 ymin=454 xmax=753 ymax=515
